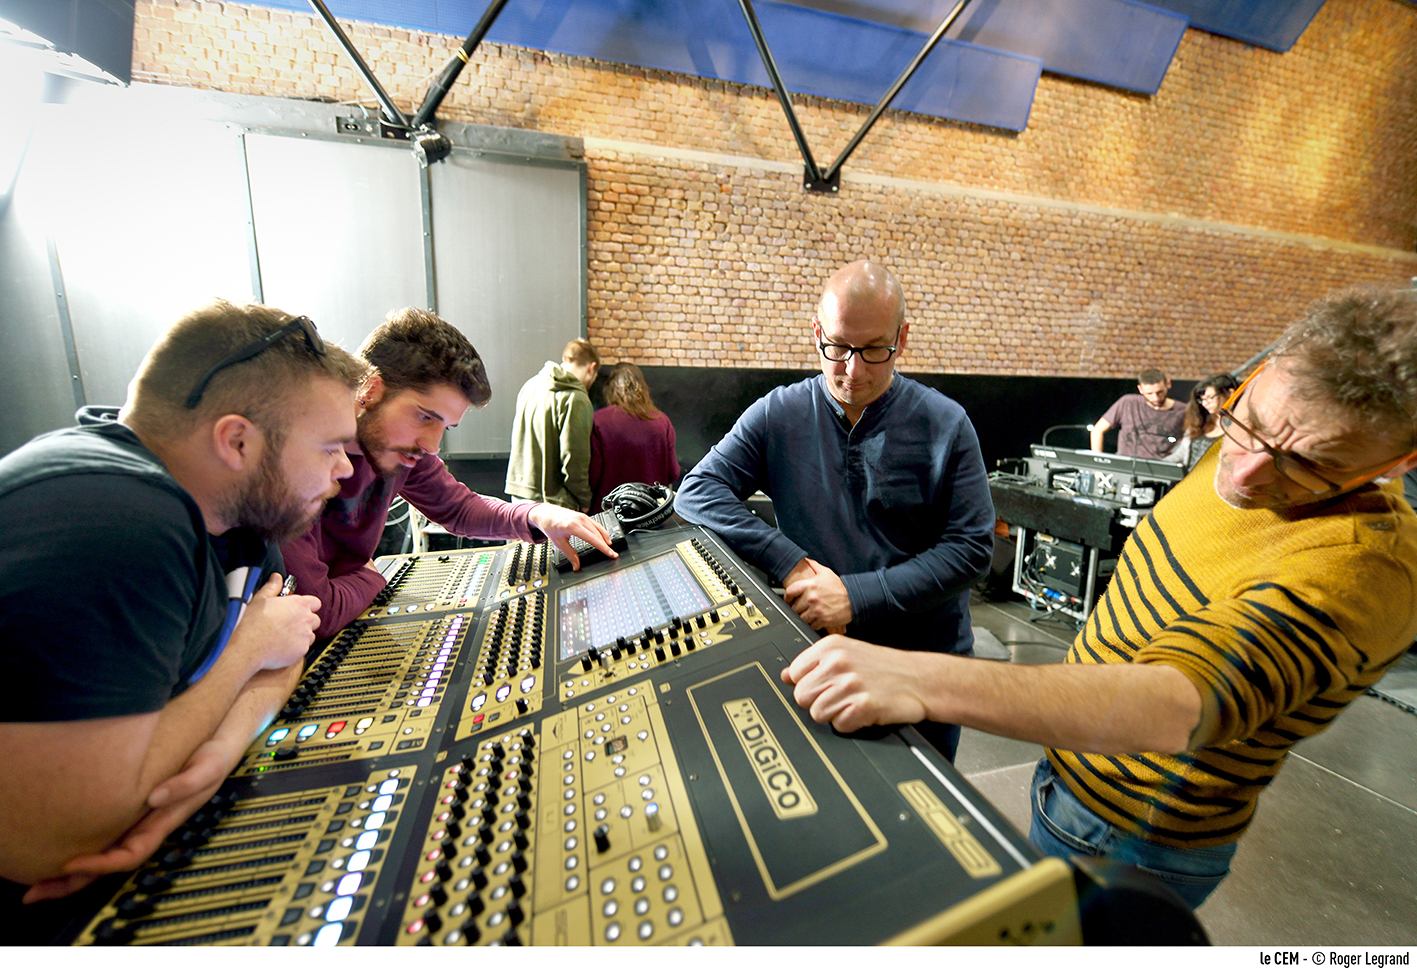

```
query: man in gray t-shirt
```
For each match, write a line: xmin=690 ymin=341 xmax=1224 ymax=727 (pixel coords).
xmin=1090 ymin=368 xmax=1186 ymax=459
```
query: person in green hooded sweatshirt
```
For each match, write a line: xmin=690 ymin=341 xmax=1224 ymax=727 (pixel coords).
xmin=506 ymin=339 xmax=600 ymax=511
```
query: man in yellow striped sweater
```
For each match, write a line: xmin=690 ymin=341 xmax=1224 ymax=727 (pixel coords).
xmin=782 ymin=287 xmax=1417 ymax=907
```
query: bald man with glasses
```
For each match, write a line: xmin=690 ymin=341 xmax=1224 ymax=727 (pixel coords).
xmin=782 ymin=287 xmax=1417 ymax=907
xmin=675 ymin=260 xmax=995 ymax=762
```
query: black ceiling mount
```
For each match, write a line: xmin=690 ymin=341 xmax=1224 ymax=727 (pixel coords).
xmin=736 ymin=0 xmax=974 ymax=193
xmin=308 ymin=0 xmax=512 ymax=164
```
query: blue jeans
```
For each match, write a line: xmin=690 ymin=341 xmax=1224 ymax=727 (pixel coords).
xmin=1029 ymin=758 xmax=1237 ymax=910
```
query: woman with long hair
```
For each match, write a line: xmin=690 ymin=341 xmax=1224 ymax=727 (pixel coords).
xmin=1165 ymin=372 xmax=1240 ymax=470
xmin=589 ymin=363 xmax=681 ymax=510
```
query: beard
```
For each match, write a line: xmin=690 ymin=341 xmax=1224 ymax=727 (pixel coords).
xmin=221 ymin=445 xmax=324 ymax=544
xmin=357 ymin=404 xmax=422 ymax=477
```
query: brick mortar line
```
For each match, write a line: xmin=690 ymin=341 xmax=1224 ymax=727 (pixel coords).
xmin=583 ymin=136 xmax=1417 ymax=264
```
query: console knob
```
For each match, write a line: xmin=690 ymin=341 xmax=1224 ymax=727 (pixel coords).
xmin=593 ymin=823 xmax=611 ymax=853
xmin=135 ymin=871 xmax=171 ymax=894
xmin=115 ymin=893 xmax=154 ymax=919
xmin=91 ymin=918 xmax=135 ymax=946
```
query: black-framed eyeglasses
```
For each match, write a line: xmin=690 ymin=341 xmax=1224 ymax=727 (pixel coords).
xmin=814 ymin=317 xmax=901 ymax=364
xmin=185 ymin=316 xmax=326 ymax=409
xmin=1217 ymin=362 xmax=1416 ymax=494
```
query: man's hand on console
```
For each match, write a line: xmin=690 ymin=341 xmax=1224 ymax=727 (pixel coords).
xmin=529 ymin=504 xmax=617 ymax=572
xmin=782 ymin=557 xmax=851 ymax=634
xmin=781 ymin=635 xmax=931 ymax=733
xmin=230 ymin=574 xmax=321 ymax=671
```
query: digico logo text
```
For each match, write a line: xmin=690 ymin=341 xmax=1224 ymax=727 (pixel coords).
xmin=724 ymin=698 xmax=818 ymax=820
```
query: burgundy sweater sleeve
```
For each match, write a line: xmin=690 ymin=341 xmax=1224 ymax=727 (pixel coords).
xmin=664 ymin=415 xmax=681 ymax=483
xmin=281 ymin=522 xmax=388 ymax=640
xmin=399 ymin=456 xmax=540 ymax=540
xmin=589 ymin=418 xmax=606 ymax=504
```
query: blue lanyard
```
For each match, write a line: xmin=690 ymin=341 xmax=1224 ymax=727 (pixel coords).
xmin=187 ymin=566 xmax=263 ymax=687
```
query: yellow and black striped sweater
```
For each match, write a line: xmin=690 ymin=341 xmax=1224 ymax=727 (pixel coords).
xmin=1047 ymin=449 xmax=1417 ymax=848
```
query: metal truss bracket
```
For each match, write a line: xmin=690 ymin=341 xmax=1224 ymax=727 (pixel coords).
xmin=804 ymin=166 xmax=840 ymax=194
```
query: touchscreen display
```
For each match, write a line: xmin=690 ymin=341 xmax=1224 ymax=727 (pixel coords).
xmin=557 ymin=551 xmax=713 ymax=660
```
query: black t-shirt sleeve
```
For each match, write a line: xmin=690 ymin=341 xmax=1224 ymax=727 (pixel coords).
xmin=0 ymin=474 xmax=204 ymax=721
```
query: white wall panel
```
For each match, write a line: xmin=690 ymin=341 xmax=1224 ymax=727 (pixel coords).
xmin=430 ymin=152 xmax=585 ymax=457
xmin=243 ymin=133 xmax=426 ymax=351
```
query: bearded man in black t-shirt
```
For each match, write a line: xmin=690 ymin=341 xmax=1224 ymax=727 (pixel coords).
xmin=0 ymin=300 xmax=365 ymax=942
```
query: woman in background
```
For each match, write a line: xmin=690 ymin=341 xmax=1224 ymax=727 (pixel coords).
xmin=589 ymin=363 xmax=681 ymax=510
xmin=1165 ymin=372 xmax=1239 ymax=471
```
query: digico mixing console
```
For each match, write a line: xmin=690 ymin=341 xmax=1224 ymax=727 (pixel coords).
xmin=68 ymin=524 xmax=1081 ymax=946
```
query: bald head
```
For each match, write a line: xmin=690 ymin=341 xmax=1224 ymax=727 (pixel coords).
xmin=818 ymin=260 xmax=905 ymax=331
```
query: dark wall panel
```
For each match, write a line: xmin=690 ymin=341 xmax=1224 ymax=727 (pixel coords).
xmin=446 ymin=366 xmax=1196 ymax=499
xmin=638 ymin=365 xmax=1191 ymax=472
xmin=0 ymin=0 xmax=136 ymax=83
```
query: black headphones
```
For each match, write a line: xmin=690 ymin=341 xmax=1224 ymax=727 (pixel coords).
xmin=601 ymin=482 xmax=676 ymax=530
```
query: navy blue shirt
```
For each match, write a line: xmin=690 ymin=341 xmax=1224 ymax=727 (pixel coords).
xmin=675 ymin=374 xmax=995 ymax=655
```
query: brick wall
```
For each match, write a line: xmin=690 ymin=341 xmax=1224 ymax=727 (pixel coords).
xmin=132 ymin=0 xmax=1417 ymax=377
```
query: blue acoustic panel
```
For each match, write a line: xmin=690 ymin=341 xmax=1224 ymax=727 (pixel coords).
xmin=946 ymin=0 xmax=1188 ymax=94
xmin=249 ymin=0 xmax=1041 ymax=131
xmin=807 ymin=0 xmax=1187 ymax=93
xmin=1144 ymin=0 xmax=1327 ymax=52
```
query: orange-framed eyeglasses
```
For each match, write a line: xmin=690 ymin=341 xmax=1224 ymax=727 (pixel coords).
xmin=1217 ymin=361 xmax=1417 ymax=494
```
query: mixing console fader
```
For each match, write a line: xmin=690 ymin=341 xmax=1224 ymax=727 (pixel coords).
xmin=63 ymin=524 xmax=1081 ymax=946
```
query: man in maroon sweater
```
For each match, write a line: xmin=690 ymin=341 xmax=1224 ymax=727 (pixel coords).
xmin=283 ymin=309 xmax=614 ymax=638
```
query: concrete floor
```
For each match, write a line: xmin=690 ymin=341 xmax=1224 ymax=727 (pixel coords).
xmin=962 ymin=598 xmax=1417 ymax=946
